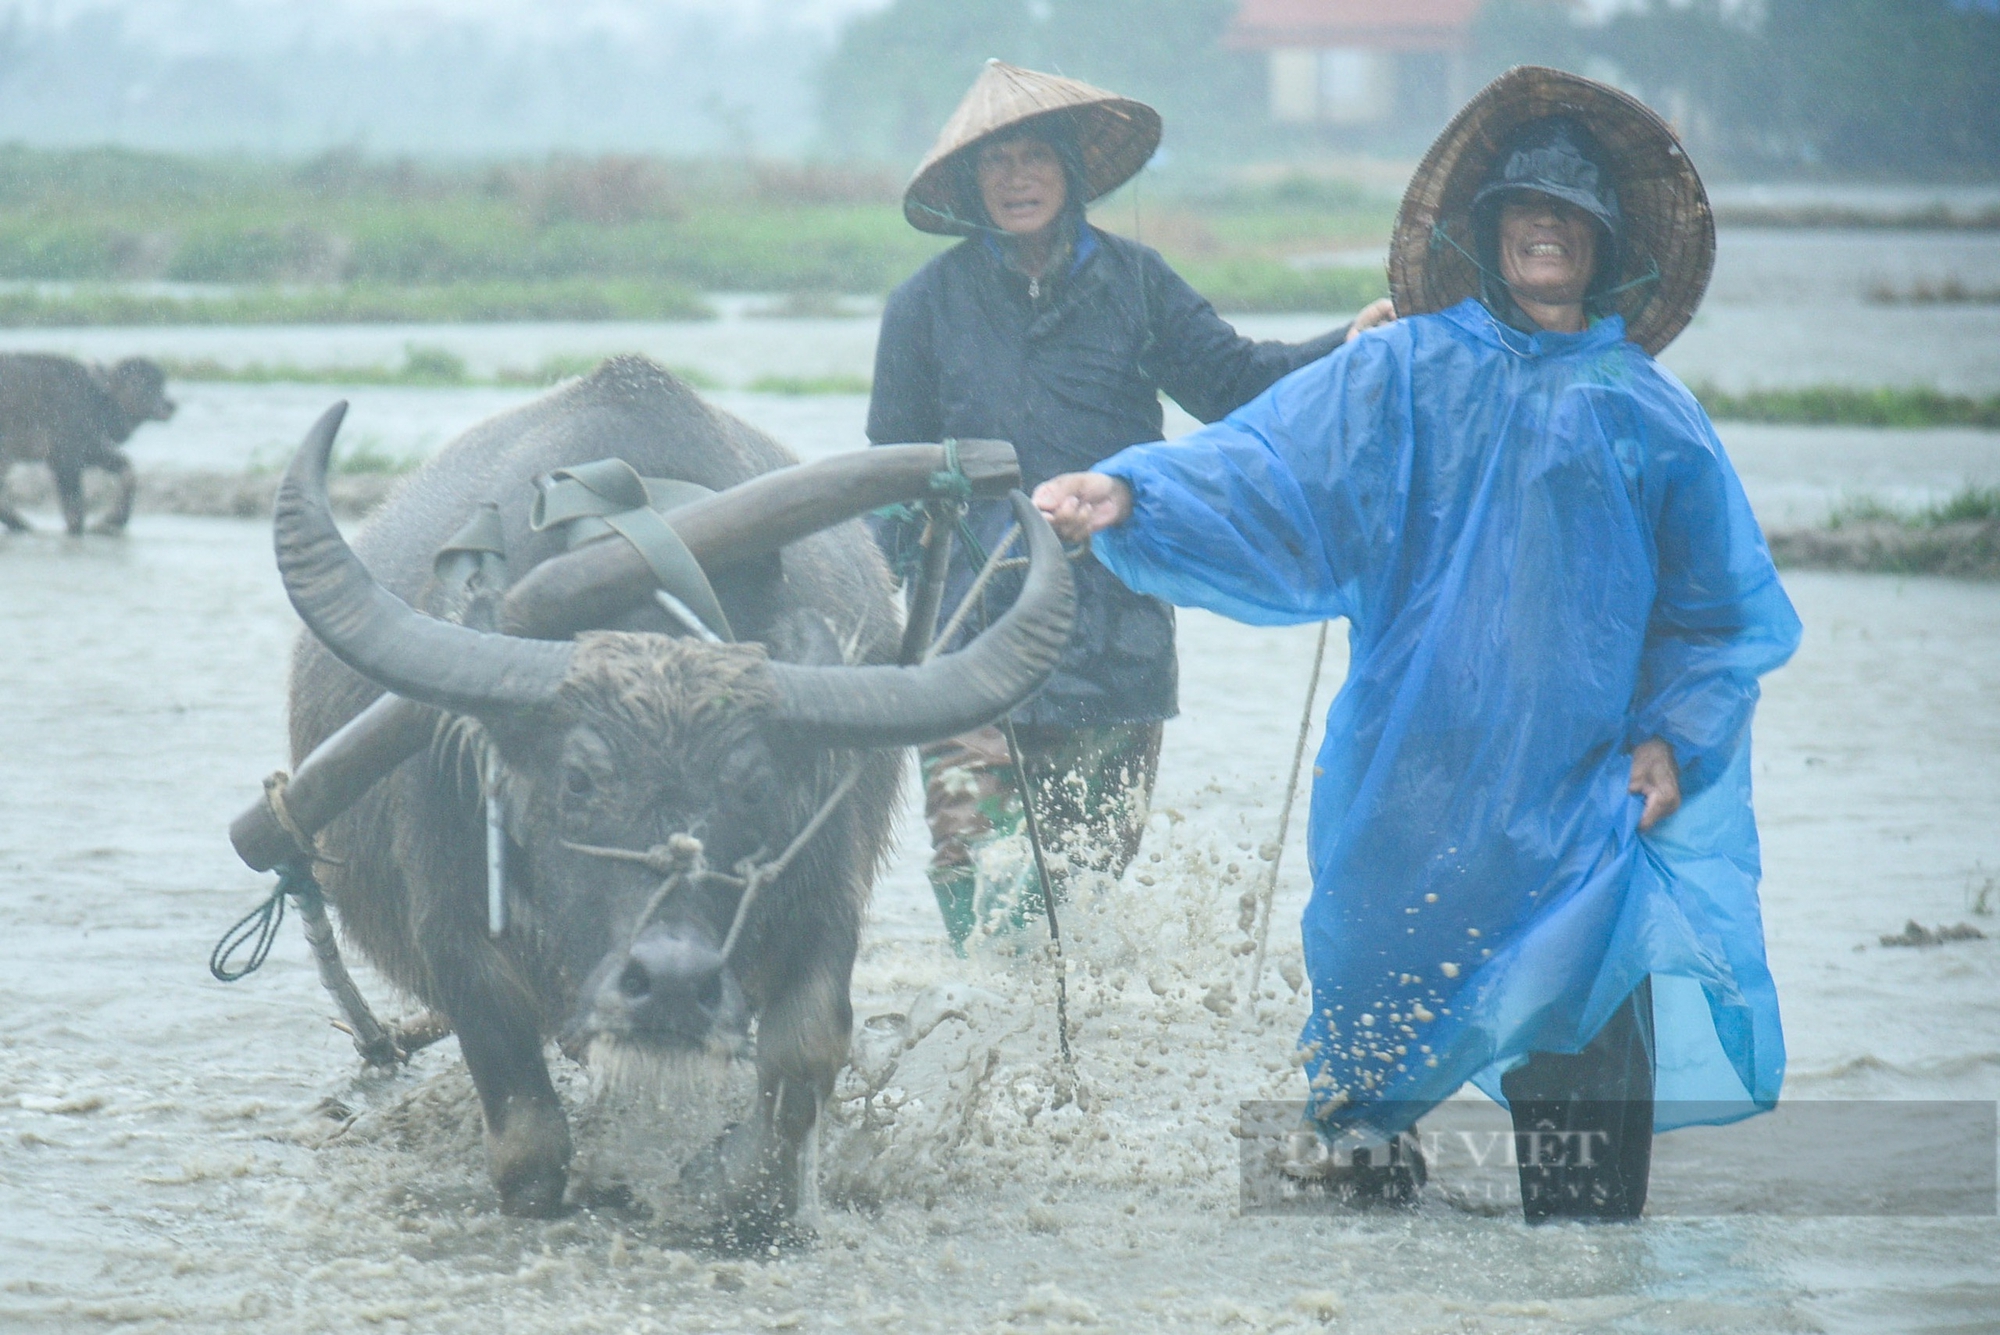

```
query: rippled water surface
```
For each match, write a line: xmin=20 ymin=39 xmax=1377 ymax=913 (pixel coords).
xmin=1 ymin=225 xmax=1997 ymax=1331
xmin=3 ymin=515 xmax=1996 ymax=1332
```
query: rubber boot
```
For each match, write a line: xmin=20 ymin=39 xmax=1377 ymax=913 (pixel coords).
xmin=1502 ymin=978 xmax=1656 ymax=1222
xmin=928 ymin=865 xmax=978 ymax=955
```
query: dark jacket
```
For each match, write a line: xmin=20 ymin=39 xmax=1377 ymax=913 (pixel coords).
xmin=868 ymin=224 xmax=1347 ymax=729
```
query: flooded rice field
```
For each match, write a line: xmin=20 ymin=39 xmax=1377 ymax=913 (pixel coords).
xmin=1 ymin=223 xmax=1997 ymax=1332
xmin=3 ymin=521 xmax=1997 ymax=1333
xmin=1 ymin=226 xmax=1997 ymax=398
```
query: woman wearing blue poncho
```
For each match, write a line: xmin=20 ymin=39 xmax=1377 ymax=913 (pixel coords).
xmin=1036 ymin=68 xmax=1802 ymax=1222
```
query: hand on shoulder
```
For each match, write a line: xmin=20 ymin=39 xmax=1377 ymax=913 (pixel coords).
xmin=1345 ymin=297 xmax=1397 ymax=343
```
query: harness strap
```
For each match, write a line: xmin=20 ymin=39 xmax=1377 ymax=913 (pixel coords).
xmin=433 ymin=501 xmax=507 ymax=576
xmin=530 ymin=458 xmax=734 ymax=642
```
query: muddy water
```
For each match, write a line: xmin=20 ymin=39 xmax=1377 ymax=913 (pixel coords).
xmin=3 ymin=504 xmax=1998 ymax=1331
xmin=2 ymin=223 xmax=1998 ymax=1331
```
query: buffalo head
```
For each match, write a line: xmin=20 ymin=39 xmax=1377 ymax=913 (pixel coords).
xmin=270 ymin=403 xmax=1073 ymax=1065
xmin=99 ymin=357 xmax=177 ymax=434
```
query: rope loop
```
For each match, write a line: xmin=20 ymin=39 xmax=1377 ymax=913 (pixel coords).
xmin=925 ymin=438 xmax=975 ymax=504
xmin=209 ymin=861 xmax=323 ymax=983
xmin=926 ymin=439 xmax=988 ymax=565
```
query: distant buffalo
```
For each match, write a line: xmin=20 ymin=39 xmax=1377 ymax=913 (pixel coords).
xmin=0 ymin=355 xmax=177 ymax=535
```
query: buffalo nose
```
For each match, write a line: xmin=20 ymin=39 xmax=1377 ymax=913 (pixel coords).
xmin=615 ymin=934 xmax=730 ymax=1020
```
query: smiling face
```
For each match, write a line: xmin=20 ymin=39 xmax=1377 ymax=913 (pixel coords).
xmin=1495 ymin=194 xmax=1600 ymax=316
xmin=975 ymin=134 xmax=1069 ymax=237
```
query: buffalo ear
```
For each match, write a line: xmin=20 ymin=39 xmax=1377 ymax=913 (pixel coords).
xmin=760 ymin=609 xmax=851 ymax=668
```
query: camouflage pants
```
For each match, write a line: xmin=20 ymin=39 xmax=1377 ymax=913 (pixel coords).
xmin=918 ymin=720 xmax=1163 ymax=950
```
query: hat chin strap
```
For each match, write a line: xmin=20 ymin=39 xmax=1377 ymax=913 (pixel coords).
xmin=907 ymin=196 xmax=1010 ymax=238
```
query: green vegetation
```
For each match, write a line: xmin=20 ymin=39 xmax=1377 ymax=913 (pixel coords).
xmin=745 ymin=373 xmax=874 ymax=395
xmin=241 ymin=430 xmax=423 ymax=477
xmin=1692 ymin=385 xmax=2000 ymax=430
xmin=1176 ymin=261 xmax=1383 ymax=316
xmin=0 ymin=280 xmax=710 ymax=327
xmin=1774 ymin=483 xmax=2000 ymax=578
xmin=157 ymin=349 xmax=463 ymax=387
xmin=157 ymin=356 xmax=2000 ymax=441
xmin=0 ymin=146 xmax=1400 ymax=324
xmin=0 ymin=147 xmax=943 ymax=292
xmin=1826 ymin=485 xmax=2000 ymax=531
xmin=1475 ymin=0 xmax=2000 ymax=178
xmin=161 ymin=346 xmax=718 ymax=391
xmin=1867 ymin=278 xmax=2000 ymax=305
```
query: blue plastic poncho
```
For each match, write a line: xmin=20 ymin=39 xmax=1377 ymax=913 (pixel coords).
xmin=1094 ymin=299 xmax=1802 ymax=1136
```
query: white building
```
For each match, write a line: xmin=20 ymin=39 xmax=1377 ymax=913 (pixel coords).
xmin=1228 ymin=0 xmax=1482 ymax=131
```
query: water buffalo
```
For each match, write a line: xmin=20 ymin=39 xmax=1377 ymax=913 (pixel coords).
xmin=0 ymin=354 xmax=176 ymax=535
xmin=271 ymin=357 xmax=1071 ymax=1222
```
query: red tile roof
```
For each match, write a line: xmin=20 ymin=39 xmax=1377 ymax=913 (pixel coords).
xmin=1227 ymin=0 xmax=1484 ymax=52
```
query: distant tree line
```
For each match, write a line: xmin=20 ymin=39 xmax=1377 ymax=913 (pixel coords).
xmin=818 ymin=0 xmax=1259 ymax=167
xmin=1475 ymin=0 xmax=2000 ymax=177
xmin=823 ymin=0 xmax=2000 ymax=179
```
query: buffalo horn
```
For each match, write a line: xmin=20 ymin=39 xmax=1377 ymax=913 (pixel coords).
xmin=235 ymin=424 xmax=1026 ymax=871
xmin=498 ymin=438 xmax=1019 ymax=639
xmin=274 ymin=402 xmax=576 ymax=715
xmin=766 ymin=491 xmax=1075 ymax=749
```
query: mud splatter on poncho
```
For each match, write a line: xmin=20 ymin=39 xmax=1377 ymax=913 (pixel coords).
xmin=1094 ymin=298 xmax=1802 ymax=1136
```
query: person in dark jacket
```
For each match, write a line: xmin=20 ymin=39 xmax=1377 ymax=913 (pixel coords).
xmin=870 ymin=60 xmax=1393 ymax=948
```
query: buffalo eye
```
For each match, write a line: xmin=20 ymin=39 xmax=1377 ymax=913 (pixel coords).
xmin=564 ymin=768 xmax=595 ymax=798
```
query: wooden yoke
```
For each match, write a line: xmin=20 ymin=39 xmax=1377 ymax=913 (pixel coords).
xmin=229 ymin=440 xmax=1018 ymax=873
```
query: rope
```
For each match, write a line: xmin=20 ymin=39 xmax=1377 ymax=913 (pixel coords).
xmin=209 ymin=860 xmax=322 ymax=983
xmin=719 ymin=764 xmax=863 ymax=962
xmin=1246 ymin=622 xmax=1329 ymax=1002
xmin=924 ymin=523 xmax=1021 ymax=662
xmin=941 ymin=538 xmax=1076 ymax=1067
xmin=873 ymin=440 xmax=991 ymax=577
xmin=1003 ymin=716 xmax=1075 ymax=1068
xmin=261 ymin=770 xmax=342 ymax=866
xmin=927 ymin=438 xmax=974 ymax=503
xmin=563 ymin=760 xmax=866 ymax=966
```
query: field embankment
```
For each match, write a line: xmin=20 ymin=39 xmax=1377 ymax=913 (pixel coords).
xmin=11 ymin=469 xmax=1998 ymax=581
xmin=144 ymin=347 xmax=2000 ymax=430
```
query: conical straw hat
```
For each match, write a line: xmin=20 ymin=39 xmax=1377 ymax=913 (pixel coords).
xmin=904 ymin=60 xmax=1162 ymax=236
xmin=1388 ymin=66 xmax=1714 ymax=355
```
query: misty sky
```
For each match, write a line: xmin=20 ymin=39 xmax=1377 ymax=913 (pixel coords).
xmin=0 ymin=0 xmax=900 ymax=155
xmin=8 ymin=0 xmax=890 ymax=43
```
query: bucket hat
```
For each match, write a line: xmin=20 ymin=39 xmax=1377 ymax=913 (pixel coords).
xmin=1471 ymin=116 xmax=1622 ymax=247
xmin=904 ymin=59 xmax=1161 ymax=236
xmin=1388 ymin=66 xmax=1713 ymax=354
